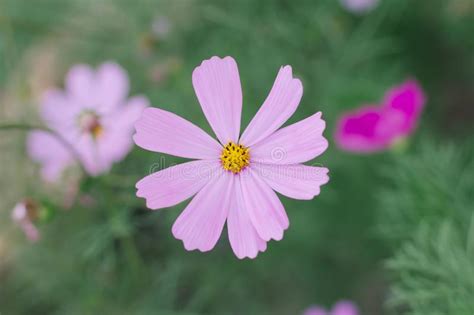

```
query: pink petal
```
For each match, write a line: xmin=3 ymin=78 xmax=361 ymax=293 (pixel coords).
xmin=303 ymin=306 xmax=328 ymax=315
xmin=11 ymin=203 xmax=40 ymax=242
xmin=20 ymin=221 xmax=41 ymax=242
xmin=11 ymin=203 xmax=28 ymax=222
xmin=133 ymin=107 xmax=222 ymax=160
xmin=75 ymin=133 xmax=129 ymax=177
xmin=382 ymin=79 xmax=426 ymax=135
xmin=253 ymin=163 xmax=329 ymax=200
xmin=74 ymin=134 xmax=106 ymax=176
xmin=105 ymin=96 xmax=149 ymax=130
xmin=136 ymin=160 xmax=221 ymax=210
xmin=99 ymin=96 xmax=149 ymax=164
xmin=331 ymin=301 xmax=359 ymax=315
xmin=71 ymin=133 xmax=129 ymax=177
xmin=250 ymin=112 xmax=328 ymax=164
xmin=65 ymin=64 xmax=95 ymax=105
xmin=335 ymin=105 xmax=390 ymax=153
xmin=240 ymin=65 xmax=303 ymax=146
xmin=40 ymin=89 xmax=81 ymax=133
xmin=96 ymin=131 xmax=133 ymax=168
xmin=239 ymin=168 xmax=289 ymax=242
xmin=192 ymin=56 xmax=242 ymax=144
xmin=27 ymin=130 xmax=74 ymax=182
xmin=227 ymin=175 xmax=267 ymax=259
xmin=172 ymin=171 xmax=233 ymax=252
xmin=95 ymin=62 xmax=130 ymax=113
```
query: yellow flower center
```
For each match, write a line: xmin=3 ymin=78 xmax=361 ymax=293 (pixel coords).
xmin=78 ymin=111 xmax=103 ymax=139
xmin=220 ymin=142 xmax=250 ymax=174
xmin=90 ymin=123 xmax=103 ymax=138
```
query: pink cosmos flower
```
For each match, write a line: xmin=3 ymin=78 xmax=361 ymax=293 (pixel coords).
xmin=340 ymin=0 xmax=379 ymax=14
xmin=11 ymin=199 xmax=41 ymax=242
xmin=28 ymin=62 xmax=149 ymax=181
xmin=134 ymin=56 xmax=329 ymax=259
xmin=335 ymin=80 xmax=425 ymax=153
xmin=304 ymin=300 xmax=359 ymax=315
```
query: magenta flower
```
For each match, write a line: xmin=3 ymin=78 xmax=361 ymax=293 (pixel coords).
xmin=11 ymin=199 xmax=41 ymax=242
xmin=134 ymin=56 xmax=329 ymax=259
xmin=304 ymin=300 xmax=359 ymax=315
xmin=335 ymin=80 xmax=425 ymax=153
xmin=28 ymin=62 xmax=149 ymax=181
xmin=340 ymin=0 xmax=379 ymax=14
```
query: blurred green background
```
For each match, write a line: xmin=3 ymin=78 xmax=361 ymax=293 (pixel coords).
xmin=0 ymin=0 xmax=473 ymax=314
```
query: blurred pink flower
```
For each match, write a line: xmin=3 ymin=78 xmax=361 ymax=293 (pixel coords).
xmin=340 ymin=0 xmax=379 ymax=13
xmin=134 ymin=56 xmax=329 ymax=259
xmin=304 ymin=301 xmax=359 ymax=315
xmin=11 ymin=199 xmax=41 ymax=242
xmin=335 ymin=80 xmax=425 ymax=153
xmin=304 ymin=306 xmax=327 ymax=315
xmin=28 ymin=62 xmax=149 ymax=181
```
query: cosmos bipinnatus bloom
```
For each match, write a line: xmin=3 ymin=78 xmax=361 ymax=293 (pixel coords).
xmin=134 ymin=56 xmax=329 ymax=259
xmin=335 ymin=80 xmax=425 ymax=153
xmin=28 ymin=62 xmax=148 ymax=181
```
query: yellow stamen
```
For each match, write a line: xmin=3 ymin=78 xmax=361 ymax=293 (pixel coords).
xmin=220 ymin=142 xmax=250 ymax=174
xmin=90 ymin=122 xmax=103 ymax=138
xmin=78 ymin=111 xmax=103 ymax=139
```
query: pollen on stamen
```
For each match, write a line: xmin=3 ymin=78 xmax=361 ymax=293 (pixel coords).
xmin=220 ymin=142 xmax=250 ymax=174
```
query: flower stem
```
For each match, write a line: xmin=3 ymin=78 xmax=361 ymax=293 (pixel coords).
xmin=0 ymin=123 xmax=44 ymax=131
xmin=0 ymin=122 xmax=88 ymax=175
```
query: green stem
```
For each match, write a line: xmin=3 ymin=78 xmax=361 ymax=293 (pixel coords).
xmin=0 ymin=123 xmax=44 ymax=131
xmin=0 ymin=122 xmax=88 ymax=175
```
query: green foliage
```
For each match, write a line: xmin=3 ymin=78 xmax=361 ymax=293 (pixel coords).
xmin=378 ymin=142 xmax=474 ymax=243
xmin=377 ymin=142 xmax=474 ymax=314
xmin=388 ymin=220 xmax=474 ymax=315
